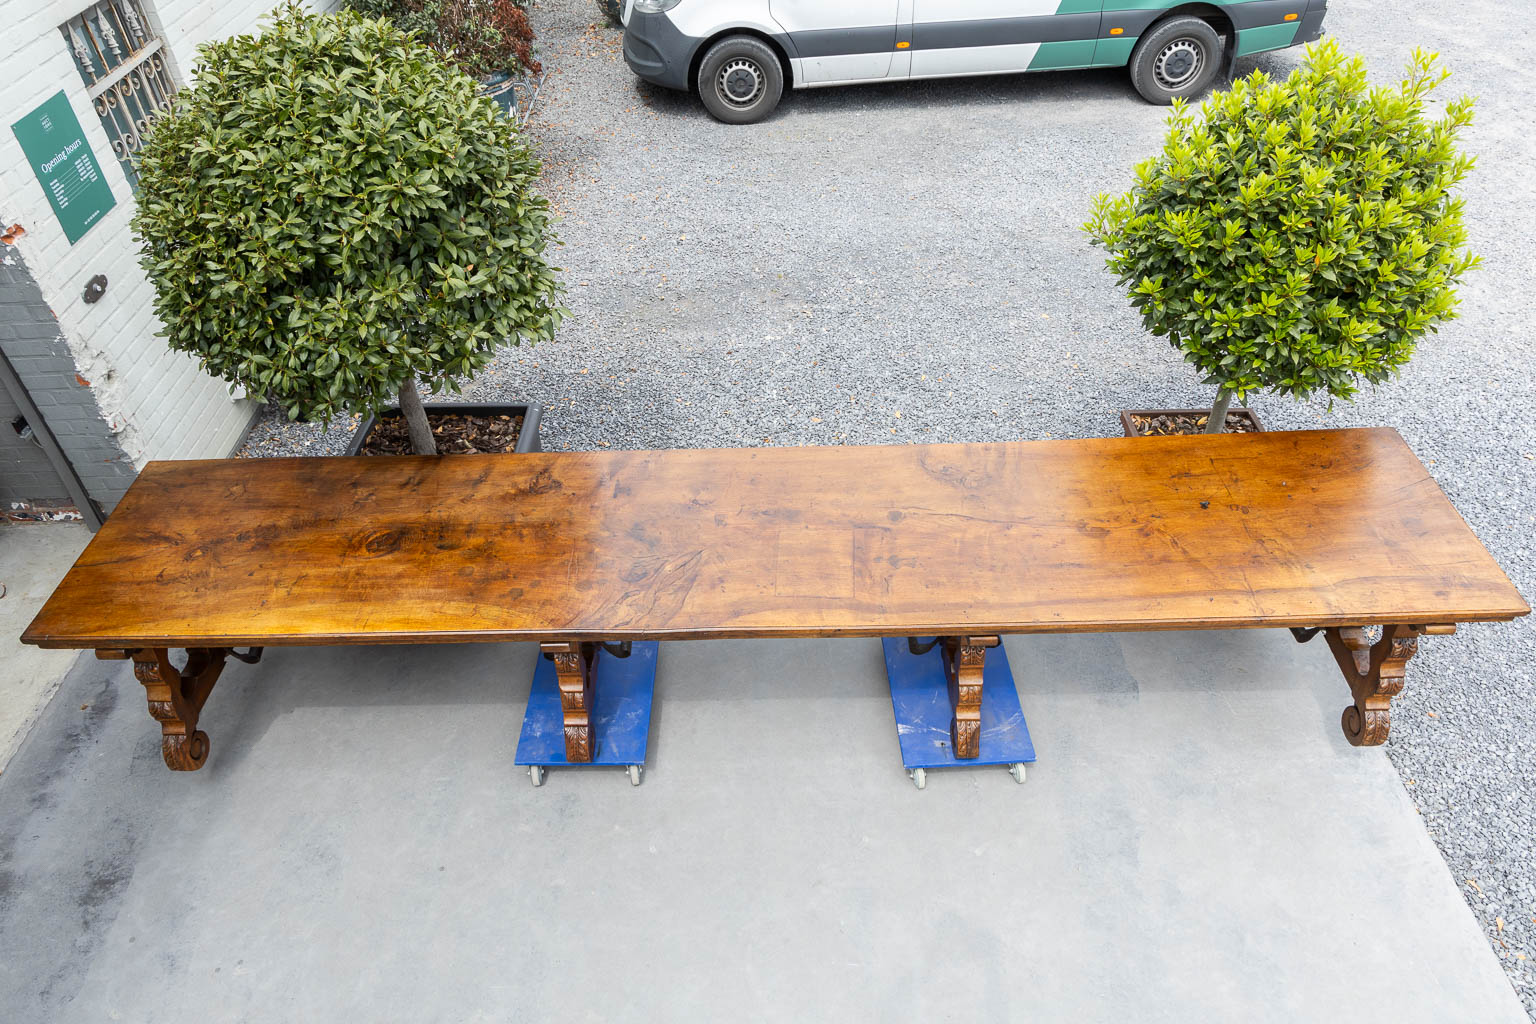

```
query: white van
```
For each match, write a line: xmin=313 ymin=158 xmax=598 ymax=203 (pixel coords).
xmin=621 ymin=1 xmax=1327 ymax=122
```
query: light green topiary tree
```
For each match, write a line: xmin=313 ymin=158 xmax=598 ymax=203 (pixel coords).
xmin=1085 ymin=41 xmax=1479 ymax=432
xmin=133 ymin=3 xmax=562 ymax=454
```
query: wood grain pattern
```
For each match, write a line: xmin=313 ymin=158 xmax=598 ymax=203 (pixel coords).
xmin=22 ymin=428 xmax=1526 ymax=649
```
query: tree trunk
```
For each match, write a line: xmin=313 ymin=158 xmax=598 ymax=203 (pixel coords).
xmin=1204 ymin=388 xmax=1233 ymax=434
xmin=398 ymin=377 xmax=437 ymax=455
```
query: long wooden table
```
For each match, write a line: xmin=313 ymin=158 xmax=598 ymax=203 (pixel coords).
xmin=22 ymin=427 xmax=1528 ymax=770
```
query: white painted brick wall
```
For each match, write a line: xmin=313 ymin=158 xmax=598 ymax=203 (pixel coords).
xmin=0 ymin=0 xmax=340 ymax=466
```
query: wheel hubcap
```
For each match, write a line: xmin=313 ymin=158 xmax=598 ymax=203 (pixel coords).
xmin=717 ymin=58 xmax=764 ymax=107
xmin=1153 ymin=39 xmax=1204 ymax=90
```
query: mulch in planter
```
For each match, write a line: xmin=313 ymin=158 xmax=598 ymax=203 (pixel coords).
xmin=358 ymin=412 xmax=525 ymax=455
xmin=1128 ymin=411 xmax=1261 ymax=436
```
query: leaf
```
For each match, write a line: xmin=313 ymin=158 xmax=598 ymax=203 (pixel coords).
xmin=130 ymin=2 xmax=563 ymax=424
xmin=1080 ymin=38 xmax=1476 ymax=407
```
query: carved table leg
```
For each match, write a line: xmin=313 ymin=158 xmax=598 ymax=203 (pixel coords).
xmin=939 ymin=636 xmax=1000 ymax=759
xmin=541 ymin=641 xmax=598 ymax=763
xmin=125 ymin=647 xmax=229 ymax=770
xmin=1292 ymin=624 xmax=1454 ymax=747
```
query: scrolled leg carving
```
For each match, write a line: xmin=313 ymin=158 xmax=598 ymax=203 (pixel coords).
xmin=128 ymin=647 xmax=229 ymax=771
xmin=1318 ymin=624 xmax=1457 ymax=747
xmin=542 ymin=641 xmax=598 ymax=763
xmin=939 ymin=636 xmax=999 ymax=760
xmin=163 ymin=730 xmax=212 ymax=771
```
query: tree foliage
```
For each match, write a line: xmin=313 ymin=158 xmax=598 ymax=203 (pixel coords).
xmin=1085 ymin=41 xmax=1478 ymax=406
xmin=133 ymin=4 xmax=561 ymax=424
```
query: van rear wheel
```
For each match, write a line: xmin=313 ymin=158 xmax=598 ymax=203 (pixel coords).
xmin=1129 ymin=16 xmax=1223 ymax=104
xmin=697 ymin=35 xmax=783 ymax=124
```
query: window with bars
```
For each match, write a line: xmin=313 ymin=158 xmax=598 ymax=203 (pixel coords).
xmin=60 ymin=0 xmax=178 ymax=189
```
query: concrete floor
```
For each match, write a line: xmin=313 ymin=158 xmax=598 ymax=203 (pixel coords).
xmin=239 ymin=1 xmax=1536 ymax=1006
xmin=0 ymin=522 xmax=90 ymax=771
xmin=0 ymin=630 xmax=1524 ymax=1021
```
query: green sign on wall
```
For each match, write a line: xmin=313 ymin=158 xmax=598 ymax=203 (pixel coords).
xmin=11 ymin=91 xmax=116 ymax=245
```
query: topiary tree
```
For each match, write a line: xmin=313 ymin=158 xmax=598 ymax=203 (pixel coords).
xmin=1085 ymin=41 xmax=1478 ymax=433
xmin=133 ymin=3 xmax=561 ymax=454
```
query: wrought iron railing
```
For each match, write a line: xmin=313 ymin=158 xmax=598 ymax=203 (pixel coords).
xmin=60 ymin=0 xmax=178 ymax=188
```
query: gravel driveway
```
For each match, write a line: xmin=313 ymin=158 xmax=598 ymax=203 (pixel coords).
xmin=242 ymin=0 xmax=1536 ymax=1010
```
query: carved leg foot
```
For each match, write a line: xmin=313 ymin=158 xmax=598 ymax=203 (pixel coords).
xmin=542 ymin=642 xmax=598 ymax=763
xmin=1306 ymin=624 xmax=1453 ymax=747
xmin=939 ymin=636 xmax=999 ymax=760
xmin=163 ymin=731 xmax=211 ymax=771
xmin=128 ymin=648 xmax=228 ymax=771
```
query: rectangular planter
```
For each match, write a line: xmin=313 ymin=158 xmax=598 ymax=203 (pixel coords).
xmin=1120 ymin=407 xmax=1264 ymax=437
xmin=346 ymin=402 xmax=543 ymax=456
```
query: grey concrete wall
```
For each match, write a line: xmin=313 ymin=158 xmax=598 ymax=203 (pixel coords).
xmin=0 ymin=246 xmax=137 ymax=513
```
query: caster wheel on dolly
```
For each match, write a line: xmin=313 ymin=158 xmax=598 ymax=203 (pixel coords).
xmin=529 ymin=765 xmax=546 ymax=787
xmin=1009 ymin=763 xmax=1027 ymax=784
xmin=628 ymin=765 xmax=643 ymax=786
xmin=910 ymin=767 xmax=927 ymax=790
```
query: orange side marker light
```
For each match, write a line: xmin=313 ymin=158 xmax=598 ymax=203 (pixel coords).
xmin=1284 ymin=12 xmax=1299 ymax=20
xmin=1109 ymin=27 xmax=1124 ymax=35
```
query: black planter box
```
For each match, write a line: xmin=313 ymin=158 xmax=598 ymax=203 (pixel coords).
xmin=345 ymin=402 xmax=543 ymax=455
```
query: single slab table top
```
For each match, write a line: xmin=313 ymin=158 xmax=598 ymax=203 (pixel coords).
xmin=22 ymin=428 xmax=1528 ymax=649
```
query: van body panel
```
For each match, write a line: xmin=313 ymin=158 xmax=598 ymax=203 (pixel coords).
xmin=623 ymin=0 xmax=1327 ymax=99
xmin=771 ymin=1 xmax=900 ymax=82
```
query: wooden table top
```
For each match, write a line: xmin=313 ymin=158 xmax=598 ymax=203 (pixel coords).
xmin=22 ymin=428 xmax=1527 ymax=649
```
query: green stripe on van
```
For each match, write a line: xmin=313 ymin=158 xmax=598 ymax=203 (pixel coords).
xmin=1054 ymin=0 xmax=1104 ymax=13
xmin=1235 ymin=21 xmax=1300 ymax=56
xmin=1091 ymin=36 xmax=1139 ymax=67
xmin=1028 ymin=39 xmax=1100 ymax=70
xmin=1104 ymin=0 xmax=1264 ymax=8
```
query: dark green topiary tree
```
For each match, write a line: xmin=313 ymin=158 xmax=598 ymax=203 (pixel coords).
xmin=1085 ymin=41 xmax=1478 ymax=432
xmin=133 ymin=3 xmax=562 ymax=454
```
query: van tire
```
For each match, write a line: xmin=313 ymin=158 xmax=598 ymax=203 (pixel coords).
xmin=697 ymin=35 xmax=783 ymax=124
xmin=1129 ymin=17 xmax=1224 ymax=104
